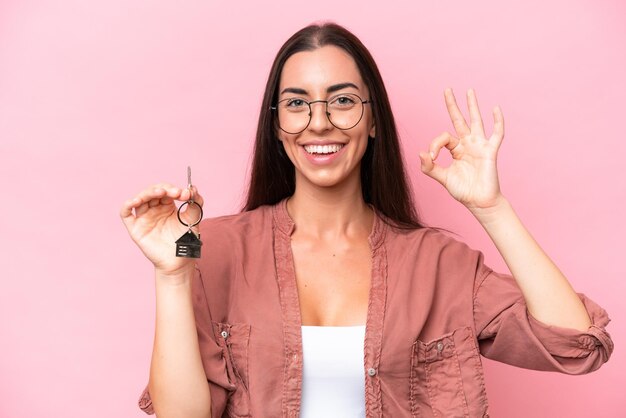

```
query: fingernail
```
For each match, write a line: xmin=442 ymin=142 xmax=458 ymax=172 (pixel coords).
xmin=430 ymin=151 xmax=435 ymax=160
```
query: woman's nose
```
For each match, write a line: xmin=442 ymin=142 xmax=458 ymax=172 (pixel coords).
xmin=307 ymin=101 xmax=332 ymax=132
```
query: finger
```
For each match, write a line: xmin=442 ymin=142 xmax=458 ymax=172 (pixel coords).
xmin=163 ymin=185 xmax=184 ymax=200
xmin=180 ymin=186 xmax=204 ymax=207
xmin=419 ymin=151 xmax=447 ymax=185
xmin=135 ymin=202 xmax=150 ymax=217
xmin=135 ymin=184 xmax=182 ymax=207
xmin=429 ymin=131 xmax=460 ymax=161
xmin=120 ymin=197 xmax=139 ymax=219
xmin=120 ymin=197 xmax=141 ymax=229
xmin=160 ymin=196 xmax=174 ymax=205
xmin=490 ymin=106 xmax=505 ymax=150
xmin=193 ymin=187 xmax=204 ymax=207
xmin=180 ymin=187 xmax=192 ymax=202
xmin=444 ymin=88 xmax=470 ymax=137
xmin=135 ymin=186 xmax=168 ymax=203
xmin=121 ymin=184 xmax=182 ymax=223
xmin=467 ymin=89 xmax=485 ymax=137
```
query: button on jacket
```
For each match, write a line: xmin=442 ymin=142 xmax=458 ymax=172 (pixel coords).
xmin=139 ymin=199 xmax=614 ymax=417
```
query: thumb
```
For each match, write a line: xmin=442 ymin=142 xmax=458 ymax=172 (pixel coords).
xmin=419 ymin=151 xmax=447 ymax=186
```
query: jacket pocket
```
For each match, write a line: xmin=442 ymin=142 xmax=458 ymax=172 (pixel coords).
xmin=410 ymin=326 xmax=489 ymax=418
xmin=213 ymin=322 xmax=252 ymax=418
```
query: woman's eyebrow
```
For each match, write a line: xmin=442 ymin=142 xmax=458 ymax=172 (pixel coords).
xmin=327 ymin=82 xmax=359 ymax=94
xmin=280 ymin=87 xmax=308 ymax=95
xmin=280 ymin=82 xmax=360 ymax=96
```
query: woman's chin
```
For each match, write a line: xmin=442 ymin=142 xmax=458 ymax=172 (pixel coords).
xmin=297 ymin=169 xmax=360 ymax=191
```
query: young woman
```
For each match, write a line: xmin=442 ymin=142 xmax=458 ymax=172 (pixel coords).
xmin=121 ymin=23 xmax=613 ymax=418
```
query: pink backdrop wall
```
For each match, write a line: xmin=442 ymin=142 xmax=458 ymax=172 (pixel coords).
xmin=1 ymin=1 xmax=624 ymax=416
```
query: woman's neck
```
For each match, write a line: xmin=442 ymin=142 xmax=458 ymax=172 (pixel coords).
xmin=287 ymin=178 xmax=374 ymax=241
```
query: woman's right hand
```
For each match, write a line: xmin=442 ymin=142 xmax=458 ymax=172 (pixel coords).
xmin=120 ymin=184 xmax=204 ymax=276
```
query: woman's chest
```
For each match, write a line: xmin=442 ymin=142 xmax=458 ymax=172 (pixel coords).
xmin=290 ymin=237 xmax=372 ymax=326
xmin=216 ymin=272 xmax=486 ymax=418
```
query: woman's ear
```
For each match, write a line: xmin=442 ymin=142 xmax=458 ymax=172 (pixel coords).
xmin=369 ymin=120 xmax=376 ymax=139
xmin=274 ymin=121 xmax=283 ymax=142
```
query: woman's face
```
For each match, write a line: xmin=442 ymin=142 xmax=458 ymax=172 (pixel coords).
xmin=276 ymin=45 xmax=375 ymax=190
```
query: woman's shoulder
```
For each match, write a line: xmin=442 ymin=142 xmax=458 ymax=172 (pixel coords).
xmin=387 ymin=225 xmax=482 ymax=261
xmin=387 ymin=224 xmax=461 ymax=246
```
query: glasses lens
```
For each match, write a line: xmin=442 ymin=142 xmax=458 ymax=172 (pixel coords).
xmin=277 ymin=98 xmax=310 ymax=134
xmin=328 ymin=93 xmax=363 ymax=130
xmin=275 ymin=93 xmax=365 ymax=133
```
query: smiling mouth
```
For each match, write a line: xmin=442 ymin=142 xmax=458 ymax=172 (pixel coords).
xmin=303 ymin=144 xmax=344 ymax=155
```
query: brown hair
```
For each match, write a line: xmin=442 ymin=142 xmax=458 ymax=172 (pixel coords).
xmin=243 ymin=22 xmax=423 ymax=229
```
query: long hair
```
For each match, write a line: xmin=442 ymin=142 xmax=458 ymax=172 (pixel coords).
xmin=243 ymin=22 xmax=423 ymax=229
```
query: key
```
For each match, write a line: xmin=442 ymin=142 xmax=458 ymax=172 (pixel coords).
xmin=175 ymin=166 xmax=203 ymax=258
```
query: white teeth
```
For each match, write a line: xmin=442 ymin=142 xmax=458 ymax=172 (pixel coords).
xmin=303 ymin=144 xmax=344 ymax=154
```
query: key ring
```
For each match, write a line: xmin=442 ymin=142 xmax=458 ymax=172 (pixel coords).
xmin=177 ymin=200 xmax=203 ymax=228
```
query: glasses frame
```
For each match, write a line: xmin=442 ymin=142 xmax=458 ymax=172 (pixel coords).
xmin=270 ymin=93 xmax=373 ymax=135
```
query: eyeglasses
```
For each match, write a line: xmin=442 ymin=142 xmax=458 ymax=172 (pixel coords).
xmin=271 ymin=93 xmax=372 ymax=134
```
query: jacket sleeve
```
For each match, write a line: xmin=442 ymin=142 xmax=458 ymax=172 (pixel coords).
xmin=138 ymin=266 xmax=234 ymax=415
xmin=472 ymin=253 xmax=613 ymax=374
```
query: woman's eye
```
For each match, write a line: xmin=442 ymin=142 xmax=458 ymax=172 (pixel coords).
xmin=286 ymin=99 xmax=306 ymax=107
xmin=332 ymin=95 xmax=356 ymax=107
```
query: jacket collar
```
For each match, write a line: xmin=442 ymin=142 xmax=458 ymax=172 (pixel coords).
xmin=271 ymin=197 xmax=386 ymax=250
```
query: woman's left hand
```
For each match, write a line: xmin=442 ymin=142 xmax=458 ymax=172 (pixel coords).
xmin=419 ymin=88 xmax=505 ymax=213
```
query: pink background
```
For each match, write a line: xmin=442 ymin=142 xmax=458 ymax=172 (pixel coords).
xmin=1 ymin=1 xmax=624 ymax=416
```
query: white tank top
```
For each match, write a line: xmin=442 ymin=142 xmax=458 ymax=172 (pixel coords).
xmin=300 ymin=325 xmax=366 ymax=418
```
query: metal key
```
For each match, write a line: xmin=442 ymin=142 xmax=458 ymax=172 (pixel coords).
xmin=175 ymin=166 xmax=203 ymax=258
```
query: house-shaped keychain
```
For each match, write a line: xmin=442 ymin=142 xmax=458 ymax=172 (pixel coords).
xmin=175 ymin=230 xmax=202 ymax=258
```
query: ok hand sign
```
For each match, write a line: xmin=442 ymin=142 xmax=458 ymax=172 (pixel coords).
xmin=419 ymin=89 xmax=505 ymax=213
